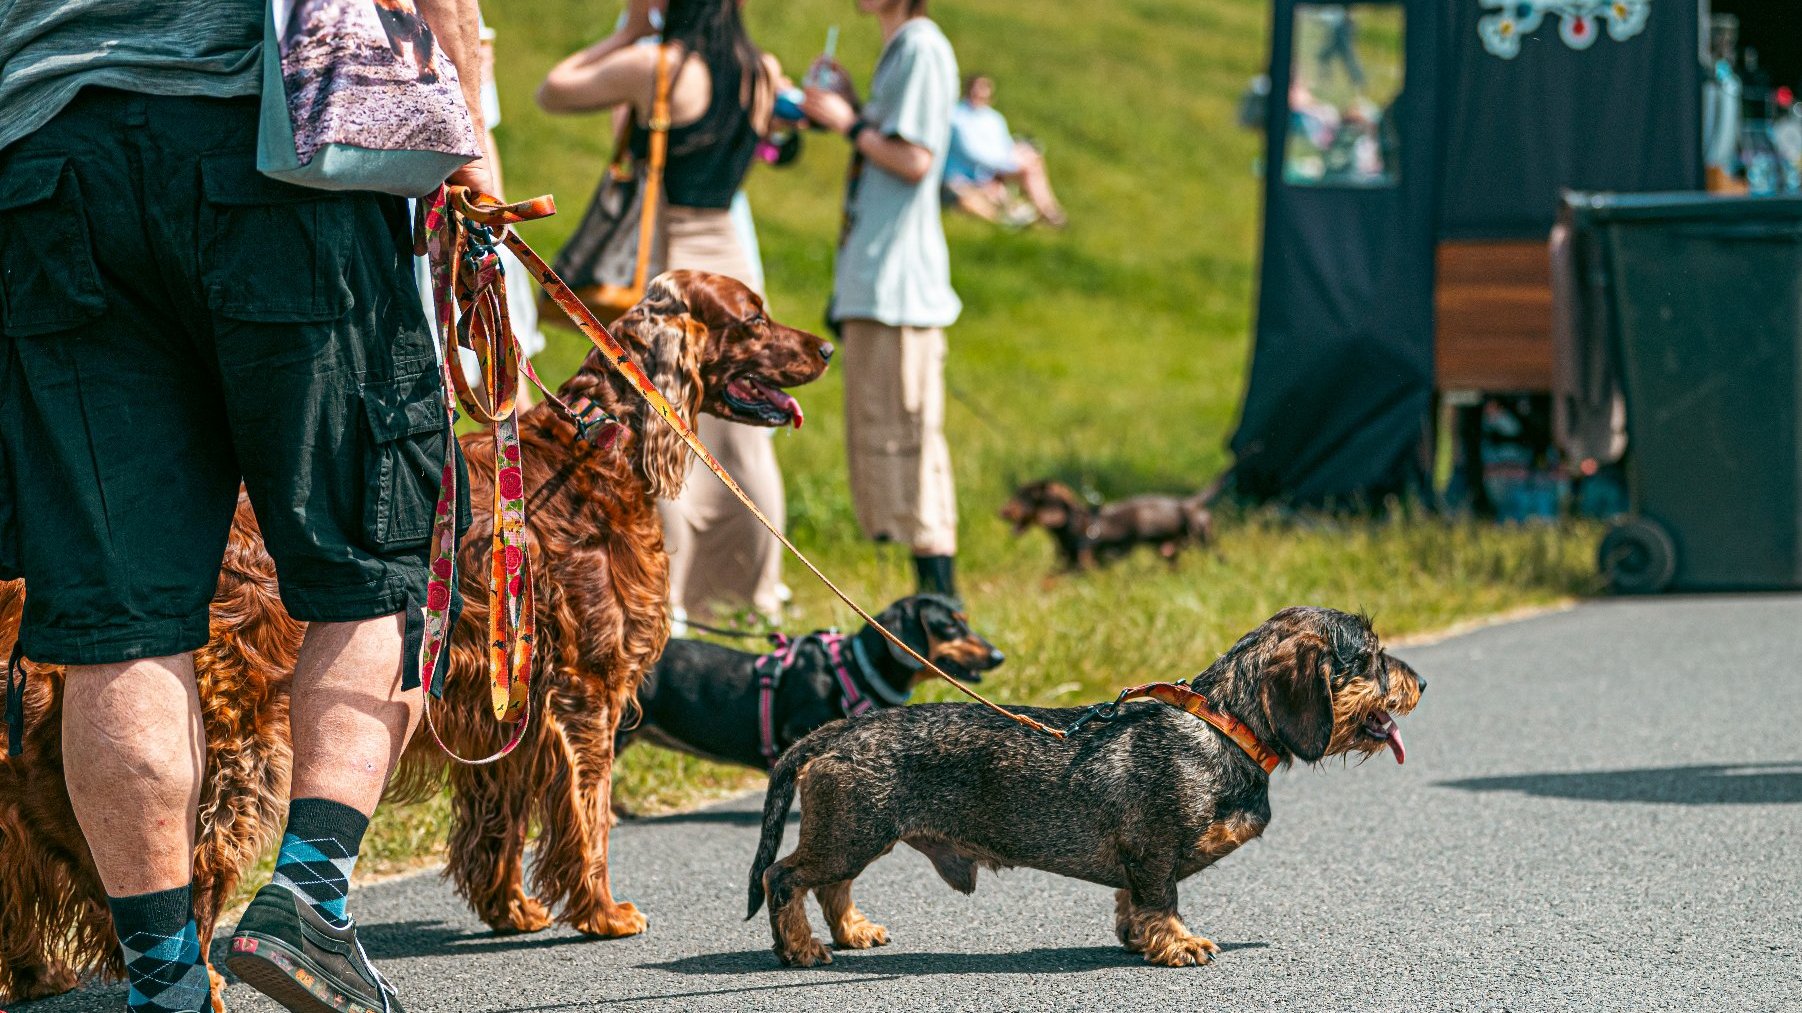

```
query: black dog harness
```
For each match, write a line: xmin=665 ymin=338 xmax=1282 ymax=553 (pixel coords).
xmin=752 ymin=631 xmax=909 ymax=763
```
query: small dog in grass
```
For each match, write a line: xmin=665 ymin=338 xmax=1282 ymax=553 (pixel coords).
xmin=746 ymin=606 xmax=1424 ymax=968
xmin=621 ymin=595 xmax=1006 ymax=770
xmin=1000 ymin=479 xmax=1213 ymax=570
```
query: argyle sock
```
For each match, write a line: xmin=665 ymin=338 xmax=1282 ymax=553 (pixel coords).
xmin=108 ymin=885 xmax=211 ymax=1013
xmin=268 ymin=797 xmax=369 ymax=927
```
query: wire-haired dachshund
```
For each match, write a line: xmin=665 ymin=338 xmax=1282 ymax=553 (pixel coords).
xmin=1000 ymin=479 xmax=1213 ymax=570
xmin=622 ymin=595 xmax=1006 ymax=771
xmin=747 ymin=606 xmax=1424 ymax=968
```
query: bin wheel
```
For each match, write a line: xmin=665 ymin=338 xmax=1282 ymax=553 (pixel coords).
xmin=1599 ymin=518 xmax=1677 ymax=594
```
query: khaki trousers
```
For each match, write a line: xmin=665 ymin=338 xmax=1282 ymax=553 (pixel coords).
xmin=655 ymin=204 xmax=786 ymax=621
xmin=840 ymin=319 xmax=958 ymax=556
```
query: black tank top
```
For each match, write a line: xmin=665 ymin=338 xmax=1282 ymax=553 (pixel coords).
xmin=630 ymin=55 xmax=760 ymax=210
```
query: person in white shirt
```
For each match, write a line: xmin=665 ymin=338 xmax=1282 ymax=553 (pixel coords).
xmin=943 ymin=73 xmax=1065 ymax=227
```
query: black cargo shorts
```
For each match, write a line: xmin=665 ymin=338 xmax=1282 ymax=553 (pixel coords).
xmin=0 ymin=88 xmax=452 ymax=666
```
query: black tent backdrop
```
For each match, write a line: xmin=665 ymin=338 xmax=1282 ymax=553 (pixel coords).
xmin=1230 ymin=0 xmax=1701 ymax=507
xmin=1231 ymin=0 xmax=1439 ymax=506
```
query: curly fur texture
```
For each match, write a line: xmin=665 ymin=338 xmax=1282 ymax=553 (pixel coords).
xmin=0 ymin=271 xmax=830 ymax=1001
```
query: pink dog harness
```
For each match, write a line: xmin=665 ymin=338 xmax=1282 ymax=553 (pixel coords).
xmin=752 ymin=632 xmax=883 ymax=765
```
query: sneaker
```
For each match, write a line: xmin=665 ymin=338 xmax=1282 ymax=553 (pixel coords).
xmin=226 ymin=885 xmax=403 ymax=1013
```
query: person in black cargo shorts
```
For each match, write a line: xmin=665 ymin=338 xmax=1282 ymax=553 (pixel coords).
xmin=0 ymin=2 xmax=493 ymax=1012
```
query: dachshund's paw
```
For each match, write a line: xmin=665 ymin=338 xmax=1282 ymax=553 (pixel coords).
xmin=832 ymin=917 xmax=890 ymax=950
xmin=571 ymin=900 xmax=647 ymax=938
xmin=1141 ymin=931 xmax=1219 ymax=967
xmin=778 ymin=936 xmax=834 ymax=967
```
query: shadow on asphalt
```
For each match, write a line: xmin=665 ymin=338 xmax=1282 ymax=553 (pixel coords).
xmin=355 ymin=919 xmax=609 ymax=960
xmin=644 ymin=940 xmax=1268 ymax=977
xmin=1438 ymin=762 xmax=1802 ymax=805
xmin=624 ymin=807 xmax=767 ymax=826
xmin=467 ymin=944 xmax=1270 ymax=1012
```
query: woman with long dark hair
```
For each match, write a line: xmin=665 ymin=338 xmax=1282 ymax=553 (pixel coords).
xmin=539 ymin=0 xmax=794 ymax=627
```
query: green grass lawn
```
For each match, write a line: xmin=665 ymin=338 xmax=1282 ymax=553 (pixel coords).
xmin=350 ymin=0 xmax=1602 ymax=875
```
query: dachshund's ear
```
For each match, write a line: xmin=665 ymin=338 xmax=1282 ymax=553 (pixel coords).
xmin=882 ymin=599 xmax=932 ymax=667
xmin=1035 ymin=503 xmax=1068 ymax=528
xmin=617 ymin=276 xmax=700 ymax=499
xmin=1259 ymin=632 xmax=1334 ymax=762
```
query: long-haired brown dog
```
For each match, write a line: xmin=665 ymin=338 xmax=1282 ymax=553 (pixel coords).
xmin=0 ymin=271 xmax=831 ymax=1004
xmin=1000 ymin=479 xmax=1213 ymax=570
xmin=747 ymin=607 xmax=1424 ymax=968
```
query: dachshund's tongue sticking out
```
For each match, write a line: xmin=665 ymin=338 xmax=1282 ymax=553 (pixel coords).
xmin=1363 ymin=710 xmax=1405 ymax=764
xmin=725 ymin=377 xmax=805 ymax=428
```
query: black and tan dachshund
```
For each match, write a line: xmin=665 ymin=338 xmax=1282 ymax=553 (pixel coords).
xmin=1001 ymin=479 xmax=1213 ymax=570
xmin=748 ymin=607 xmax=1424 ymax=969
xmin=619 ymin=595 xmax=1006 ymax=771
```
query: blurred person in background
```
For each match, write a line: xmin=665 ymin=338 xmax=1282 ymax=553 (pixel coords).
xmin=944 ymin=72 xmax=1066 ymax=228
xmin=539 ymin=0 xmax=795 ymax=627
xmin=801 ymin=0 xmax=963 ymax=599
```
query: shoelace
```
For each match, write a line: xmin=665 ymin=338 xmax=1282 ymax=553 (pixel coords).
xmin=342 ymin=917 xmax=395 ymax=1013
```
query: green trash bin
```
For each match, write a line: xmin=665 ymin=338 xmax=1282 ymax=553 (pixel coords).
xmin=1564 ymin=192 xmax=1802 ymax=593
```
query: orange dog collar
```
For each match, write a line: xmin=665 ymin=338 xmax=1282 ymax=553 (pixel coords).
xmin=1115 ymin=682 xmax=1282 ymax=773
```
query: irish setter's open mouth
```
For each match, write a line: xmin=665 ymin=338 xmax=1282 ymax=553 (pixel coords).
xmin=722 ymin=376 xmax=805 ymax=429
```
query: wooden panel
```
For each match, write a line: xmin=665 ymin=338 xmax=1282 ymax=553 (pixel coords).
xmin=1435 ymin=240 xmax=1555 ymax=392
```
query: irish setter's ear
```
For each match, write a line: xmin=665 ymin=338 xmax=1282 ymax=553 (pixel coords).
xmin=1259 ymin=631 xmax=1334 ymax=762
xmin=617 ymin=275 xmax=700 ymax=499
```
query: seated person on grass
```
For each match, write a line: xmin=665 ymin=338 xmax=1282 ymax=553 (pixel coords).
xmin=944 ymin=72 xmax=1066 ymax=228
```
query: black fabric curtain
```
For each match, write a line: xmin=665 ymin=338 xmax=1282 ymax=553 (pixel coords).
xmin=1230 ymin=0 xmax=1439 ymax=507
xmin=1436 ymin=1 xmax=1702 ymax=239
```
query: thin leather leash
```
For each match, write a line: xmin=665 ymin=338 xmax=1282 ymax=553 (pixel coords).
xmin=1065 ymin=680 xmax=1281 ymax=773
xmin=491 ymin=196 xmax=1067 ymax=741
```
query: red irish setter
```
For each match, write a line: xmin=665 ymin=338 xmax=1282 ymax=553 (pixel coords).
xmin=0 ymin=272 xmax=831 ymax=1003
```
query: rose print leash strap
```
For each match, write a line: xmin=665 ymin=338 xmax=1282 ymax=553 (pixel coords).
xmin=414 ymin=188 xmax=620 ymax=766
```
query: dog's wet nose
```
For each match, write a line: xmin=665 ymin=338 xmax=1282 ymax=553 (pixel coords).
xmin=987 ymin=647 xmax=1006 ymax=666
xmin=1416 ymin=674 xmax=1427 ymax=695
xmin=819 ymin=341 xmax=835 ymax=362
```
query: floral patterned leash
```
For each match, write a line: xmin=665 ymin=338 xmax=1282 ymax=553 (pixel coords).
xmin=415 ymin=187 xmax=620 ymax=765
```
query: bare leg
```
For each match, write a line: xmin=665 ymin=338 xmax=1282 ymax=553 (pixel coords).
xmin=948 ymin=182 xmax=1005 ymax=223
xmin=1010 ymin=144 xmax=1066 ymax=226
xmin=62 ymin=655 xmax=204 ymax=897
xmin=289 ymin=615 xmax=419 ymax=816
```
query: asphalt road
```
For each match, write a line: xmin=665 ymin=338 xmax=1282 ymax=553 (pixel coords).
xmin=24 ymin=595 xmax=1802 ymax=1012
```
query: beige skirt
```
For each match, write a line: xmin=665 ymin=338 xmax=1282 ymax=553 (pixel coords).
xmin=655 ymin=204 xmax=788 ymax=623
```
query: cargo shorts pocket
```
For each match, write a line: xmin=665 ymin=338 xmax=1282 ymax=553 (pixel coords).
xmin=0 ymin=156 xmax=106 ymax=337
xmin=199 ymin=154 xmax=353 ymax=322
xmin=360 ymin=365 xmax=450 ymax=552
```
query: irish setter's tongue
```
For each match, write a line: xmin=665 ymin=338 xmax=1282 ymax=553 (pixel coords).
xmin=767 ymin=386 xmax=803 ymax=429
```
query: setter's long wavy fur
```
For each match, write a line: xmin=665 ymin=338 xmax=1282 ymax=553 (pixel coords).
xmin=0 ymin=272 xmax=830 ymax=1002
